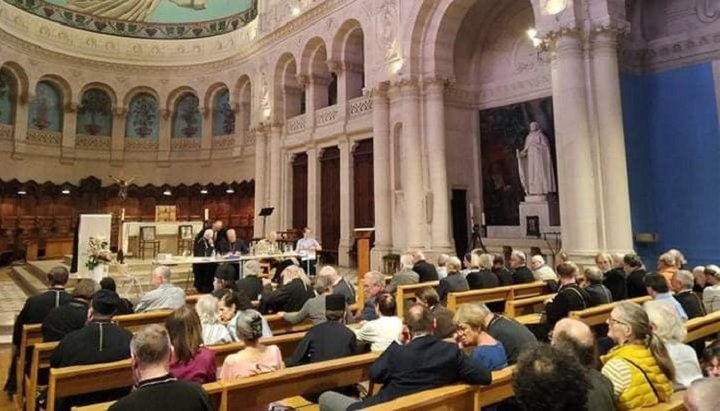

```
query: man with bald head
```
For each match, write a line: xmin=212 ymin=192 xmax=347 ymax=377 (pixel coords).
xmin=134 ymin=266 xmax=186 ymax=313
xmin=684 ymin=378 xmax=720 ymax=411
xmin=551 ymin=319 xmax=617 ymax=411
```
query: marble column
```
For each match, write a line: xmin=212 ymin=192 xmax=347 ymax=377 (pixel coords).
xmin=268 ymin=124 xmax=283 ymax=232
xmin=110 ymin=107 xmax=126 ymax=165
xmin=399 ymin=80 xmax=426 ymax=249
xmin=253 ymin=126 xmax=268 ymax=238
xmin=12 ymin=96 xmax=29 ymax=158
xmin=424 ymin=78 xmax=453 ymax=250
xmin=157 ymin=109 xmax=172 ymax=162
xmin=338 ymin=138 xmax=354 ymax=266
xmin=306 ymin=146 xmax=321 ymax=238
xmin=551 ymin=31 xmax=600 ymax=261
xmin=370 ymin=84 xmax=392 ymax=267
xmin=592 ymin=28 xmax=634 ymax=254
xmin=200 ymin=105 xmax=212 ymax=160
xmin=61 ymin=103 xmax=77 ymax=162
xmin=327 ymin=61 xmax=346 ymax=106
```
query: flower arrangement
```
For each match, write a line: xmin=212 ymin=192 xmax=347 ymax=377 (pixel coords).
xmin=85 ymin=235 xmax=112 ymax=270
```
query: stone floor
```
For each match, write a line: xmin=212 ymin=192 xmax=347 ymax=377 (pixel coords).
xmin=0 ymin=268 xmax=26 ymax=345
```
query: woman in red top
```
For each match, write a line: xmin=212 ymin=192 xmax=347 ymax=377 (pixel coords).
xmin=165 ymin=306 xmax=217 ymax=384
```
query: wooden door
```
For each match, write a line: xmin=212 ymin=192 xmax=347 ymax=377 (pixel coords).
xmin=320 ymin=147 xmax=340 ymax=256
xmin=353 ymin=139 xmax=374 ymax=228
xmin=292 ymin=153 xmax=308 ymax=229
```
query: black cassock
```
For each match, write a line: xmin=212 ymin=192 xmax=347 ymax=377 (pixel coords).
xmin=109 ymin=375 xmax=213 ymax=411
xmin=193 ymin=238 xmax=216 ymax=293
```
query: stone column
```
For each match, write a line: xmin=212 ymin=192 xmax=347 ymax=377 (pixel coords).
xmin=327 ymin=61 xmax=346 ymax=105
xmin=592 ymin=28 xmax=634 ymax=254
xmin=61 ymin=102 xmax=77 ymax=162
xmin=551 ymin=31 xmax=600 ymax=261
xmin=370 ymin=84 xmax=392 ymax=267
xmin=200 ymin=105 xmax=212 ymax=160
xmin=268 ymin=124 xmax=283 ymax=231
xmin=399 ymin=80 xmax=426 ymax=249
xmin=157 ymin=109 xmax=172 ymax=162
xmin=338 ymin=138 xmax=354 ymax=266
xmin=306 ymin=146 xmax=321 ymax=238
xmin=12 ymin=95 xmax=29 ymax=158
xmin=424 ymin=78 xmax=453 ymax=250
xmin=253 ymin=126 xmax=267 ymax=238
xmin=110 ymin=107 xmax=126 ymax=165
xmin=234 ymin=102 xmax=249 ymax=157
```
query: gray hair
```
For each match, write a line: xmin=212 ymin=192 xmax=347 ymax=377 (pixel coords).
xmin=314 ymin=274 xmax=331 ymax=294
xmin=234 ymin=310 xmax=264 ymax=342
xmin=243 ymin=260 xmax=261 ymax=277
xmin=477 ymin=253 xmax=493 ymax=269
xmin=410 ymin=249 xmax=425 ymax=261
xmin=584 ymin=266 xmax=604 ymax=282
xmin=130 ymin=324 xmax=172 ymax=366
xmin=447 ymin=256 xmax=462 ymax=272
xmin=437 ymin=254 xmax=450 ymax=267
xmin=531 ymin=255 xmax=546 ymax=265
xmin=685 ymin=378 xmax=720 ymax=411
xmin=644 ymin=300 xmax=687 ymax=343
xmin=400 ymin=254 xmax=414 ymax=270
xmin=675 ymin=270 xmax=694 ymax=290
xmin=364 ymin=271 xmax=385 ymax=286
xmin=153 ymin=266 xmax=172 ymax=282
xmin=658 ymin=252 xmax=675 ymax=266
xmin=195 ymin=295 xmax=221 ymax=325
xmin=511 ymin=250 xmax=526 ymax=264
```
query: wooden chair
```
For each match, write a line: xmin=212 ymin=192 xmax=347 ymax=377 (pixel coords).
xmin=177 ymin=224 xmax=194 ymax=255
xmin=396 ymin=281 xmax=440 ymax=315
xmin=138 ymin=226 xmax=160 ymax=260
xmin=16 ymin=323 xmax=44 ymax=409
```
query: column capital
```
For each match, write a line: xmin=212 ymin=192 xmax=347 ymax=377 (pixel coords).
xmin=113 ymin=106 xmax=128 ymax=118
xmin=64 ymin=101 xmax=79 ymax=113
xmin=368 ymin=82 xmax=389 ymax=101
xmin=326 ymin=60 xmax=344 ymax=74
xmin=388 ymin=78 xmax=420 ymax=99
xmin=295 ymin=74 xmax=309 ymax=86
xmin=422 ymin=76 xmax=453 ymax=96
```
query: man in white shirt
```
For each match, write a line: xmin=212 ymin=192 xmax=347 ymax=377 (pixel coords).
xmin=135 ymin=266 xmax=185 ymax=313
xmin=296 ymin=227 xmax=321 ymax=275
xmin=353 ymin=293 xmax=403 ymax=352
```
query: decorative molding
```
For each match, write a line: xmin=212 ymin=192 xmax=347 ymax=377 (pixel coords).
xmin=347 ymin=96 xmax=373 ymax=119
xmin=315 ymin=105 xmax=340 ymax=127
xmin=286 ymin=115 xmax=306 ymax=134
xmin=76 ymin=134 xmax=111 ymax=150
xmin=171 ymin=137 xmax=202 ymax=151
xmin=124 ymin=138 xmax=159 ymax=151
xmin=0 ymin=124 xmax=13 ymax=141
xmin=620 ymin=29 xmax=720 ymax=72
xmin=212 ymin=134 xmax=235 ymax=149
xmin=697 ymin=0 xmax=720 ymax=23
xmin=27 ymin=129 xmax=61 ymax=145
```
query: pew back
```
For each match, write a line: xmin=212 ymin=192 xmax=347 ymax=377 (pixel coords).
xmin=396 ymin=281 xmax=440 ymax=315
xmin=46 ymin=359 xmax=133 ymax=411
xmin=684 ymin=310 xmax=720 ymax=343
xmin=17 ymin=323 xmax=44 ymax=408
xmin=505 ymin=293 xmax=556 ymax=317
xmin=569 ymin=296 xmax=651 ymax=326
xmin=446 ymin=282 xmax=547 ymax=312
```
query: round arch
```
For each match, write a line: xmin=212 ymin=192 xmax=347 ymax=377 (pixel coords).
xmin=0 ymin=61 xmax=29 ymax=102
xmin=78 ymin=82 xmax=118 ymax=109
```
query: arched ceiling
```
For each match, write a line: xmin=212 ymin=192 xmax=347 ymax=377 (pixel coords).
xmin=3 ymin=0 xmax=257 ymax=39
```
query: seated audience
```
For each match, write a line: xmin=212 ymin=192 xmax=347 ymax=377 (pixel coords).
xmin=584 ymin=266 xmax=613 ymax=306
xmin=261 ymin=265 xmax=314 ymax=314
xmin=657 ymin=251 xmax=678 ymax=290
xmin=437 ymin=256 xmax=469 ymax=303
xmin=135 ymin=266 xmax=185 ymax=313
xmin=644 ymin=273 xmax=688 ymax=320
xmin=359 ymin=271 xmax=386 ymax=321
xmin=319 ymin=304 xmax=491 ymax=410
xmin=530 ymin=254 xmax=559 ymax=291
xmin=460 ymin=252 xmax=473 ymax=278
xmin=544 ymin=262 xmax=593 ymax=329
xmin=236 ymin=260 xmax=264 ymax=301
xmin=50 ymin=290 xmax=133 ymax=410
xmin=195 ymin=294 xmax=231 ymax=345
xmin=601 ymin=301 xmax=674 ymax=410
xmin=212 ymin=264 xmax=239 ymax=295
xmin=281 ymin=275 xmax=353 ymax=325
xmin=99 ymin=277 xmax=134 ymax=314
xmin=452 ymin=302 xmax=535 ymax=364
xmin=42 ymin=278 xmax=98 ymax=342
xmin=253 ymin=230 xmax=281 ymax=255
xmin=287 ymin=294 xmax=356 ymax=366
xmin=551 ymin=319 xmax=618 ymax=411
xmin=216 ymin=228 xmax=249 ymax=256
xmin=701 ymin=340 xmax=720 ymax=377
xmin=702 ymin=265 xmax=720 ymax=313
xmin=410 ymin=249 xmax=439 ymax=282
xmin=624 ymin=253 xmax=648 ymax=298
xmin=684 ymin=378 xmax=720 ymax=411
xmin=691 ymin=265 xmax=706 ymax=293
xmin=218 ymin=290 xmax=271 ymax=341
xmin=454 ymin=304 xmax=508 ymax=371
xmin=165 ymin=306 xmax=216 ymax=384
xmin=353 ymin=293 xmax=403 ymax=352
xmin=603 ymin=253 xmax=628 ymax=302
xmin=385 ymin=254 xmax=419 ymax=294
xmin=466 ymin=252 xmax=500 ymax=290
xmin=436 ymin=254 xmax=449 ymax=280
xmin=219 ymin=310 xmax=283 ymax=380
xmin=415 ymin=287 xmax=456 ymax=339
xmin=513 ymin=344 xmax=590 ymax=411
xmin=492 ymin=254 xmax=514 ymax=286
xmin=667 ymin=249 xmax=687 ymax=270
xmin=109 ymin=325 xmax=212 ymax=411
xmin=317 ymin=265 xmax=356 ymax=305
xmin=644 ymin=300 xmax=702 ymax=389
xmin=672 ymin=270 xmax=706 ymax=319
xmin=510 ymin=250 xmax=535 ymax=284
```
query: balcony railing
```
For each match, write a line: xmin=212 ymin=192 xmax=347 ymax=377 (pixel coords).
xmin=27 ymin=129 xmax=61 ymax=146
xmin=348 ymin=96 xmax=372 ymax=120
xmin=76 ymin=134 xmax=111 ymax=150
xmin=315 ymin=105 xmax=340 ymax=127
xmin=287 ymin=114 xmax=306 ymax=134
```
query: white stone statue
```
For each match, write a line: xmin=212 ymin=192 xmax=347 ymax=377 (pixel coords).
xmin=516 ymin=122 xmax=557 ymax=196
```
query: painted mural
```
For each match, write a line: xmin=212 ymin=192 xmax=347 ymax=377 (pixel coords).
xmin=76 ymin=89 xmax=113 ymax=136
xmin=126 ymin=93 xmax=159 ymax=139
xmin=28 ymin=81 xmax=63 ymax=132
xmin=212 ymin=89 xmax=235 ymax=136
xmin=4 ymin=0 xmax=257 ymax=39
xmin=0 ymin=70 xmax=14 ymax=125
xmin=479 ymin=97 xmax=555 ymax=226
xmin=173 ymin=93 xmax=201 ymax=138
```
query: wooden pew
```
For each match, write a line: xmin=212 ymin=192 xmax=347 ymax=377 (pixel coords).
xmin=396 ymin=281 xmax=440 ymax=315
xmin=223 ymin=352 xmax=380 ymax=410
xmin=684 ymin=310 xmax=720 ymax=343
xmin=16 ymin=323 xmax=44 ymax=408
xmin=446 ymin=282 xmax=547 ymax=312
xmin=209 ymin=331 xmax=307 ymax=368
xmin=569 ymin=296 xmax=651 ymax=327
xmin=264 ymin=314 xmax=314 ymax=335
xmin=46 ymin=359 xmax=133 ymax=411
xmin=505 ymin=293 xmax=556 ymax=317
xmin=72 ymin=383 xmax=225 ymax=411
xmin=113 ymin=310 xmax=174 ymax=332
xmin=25 ymin=341 xmax=58 ymax=411
xmin=645 ymin=391 xmax=686 ymax=411
xmin=363 ymin=366 xmax=515 ymax=410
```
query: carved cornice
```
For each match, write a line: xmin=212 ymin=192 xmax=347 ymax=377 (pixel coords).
xmin=620 ymin=29 xmax=720 ymax=73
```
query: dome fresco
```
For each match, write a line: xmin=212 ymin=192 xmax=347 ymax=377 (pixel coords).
xmin=3 ymin=0 xmax=256 ymax=39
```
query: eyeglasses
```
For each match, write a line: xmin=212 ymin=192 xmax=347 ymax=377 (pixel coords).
xmin=606 ymin=316 xmax=629 ymax=327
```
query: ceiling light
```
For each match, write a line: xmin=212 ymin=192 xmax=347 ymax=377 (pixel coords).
xmin=163 ymin=189 xmax=172 ymax=196
xmin=17 ymin=190 xmax=26 ymax=195
xmin=291 ymin=6 xmax=300 ymax=16
xmin=226 ymin=188 xmax=235 ymax=194
xmin=543 ymin=0 xmax=568 ymax=15
xmin=61 ymin=188 xmax=71 ymax=195
xmin=200 ymin=188 xmax=208 ymax=195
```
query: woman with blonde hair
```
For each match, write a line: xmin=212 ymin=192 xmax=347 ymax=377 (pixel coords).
xmin=195 ymin=294 xmax=231 ymax=345
xmin=644 ymin=300 xmax=702 ymax=389
xmin=454 ymin=303 xmax=508 ymax=371
xmin=601 ymin=301 xmax=675 ymax=409
xmin=165 ymin=305 xmax=217 ymax=384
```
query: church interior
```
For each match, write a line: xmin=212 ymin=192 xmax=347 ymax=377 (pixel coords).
xmin=1 ymin=0 xmax=720 ymax=410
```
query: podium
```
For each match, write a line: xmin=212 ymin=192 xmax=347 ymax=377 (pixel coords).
xmin=354 ymin=227 xmax=374 ymax=308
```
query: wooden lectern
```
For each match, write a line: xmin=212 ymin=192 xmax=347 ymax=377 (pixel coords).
xmin=354 ymin=227 xmax=374 ymax=308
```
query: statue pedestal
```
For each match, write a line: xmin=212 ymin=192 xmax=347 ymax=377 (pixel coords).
xmin=519 ymin=195 xmax=560 ymax=238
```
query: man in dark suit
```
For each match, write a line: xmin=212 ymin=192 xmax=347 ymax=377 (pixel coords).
xmin=42 ymin=279 xmax=99 ymax=342
xmin=544 ymin=262 xmax=593 ymax=330
xmin=411 ymin=250 xmax=439 ymax=282
xmin=673 ymin=270 xmax=706 ymax=319
xmin=4 ymin=266 xmax=71 ymax=394
xmin=624 ymin=253 xmax=648 ymax=298
xmin=360 ymin=271 xmax=386 ymax=321
xmin=510 ymin=250 xmax=535 ymax=284
xmin=319 ymin=304 xmax=491 ymax=410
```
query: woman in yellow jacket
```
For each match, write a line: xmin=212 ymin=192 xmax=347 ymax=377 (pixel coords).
xmin=601 ymin=301 xmax=675 ymax=410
